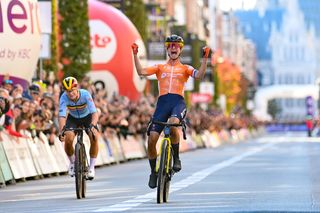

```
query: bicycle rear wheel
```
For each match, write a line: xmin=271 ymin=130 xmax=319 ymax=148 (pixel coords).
xmin=75 ymin=143 xmax=84 ymax=199
xmin=157 ymin=139 xmax=168 ymax=204
xmin=163 ymin=147 xmax=173 ymax=203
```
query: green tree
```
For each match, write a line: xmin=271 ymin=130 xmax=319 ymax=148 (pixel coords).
xmin=124 ymin=0 xmax=147 ymax=44
xmin=59 ymin=0 xmax=91 ymax=80
xmin=267 ymin=99 xmax=281 ymax=120
xmin=191 ymin=37 xmax=205 ymax=92
xmin=43 ymin=0 xmax=59 ymax=75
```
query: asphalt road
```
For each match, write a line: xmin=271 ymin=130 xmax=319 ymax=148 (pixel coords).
xmin=1 ymin=133 xmax=320 ymax=213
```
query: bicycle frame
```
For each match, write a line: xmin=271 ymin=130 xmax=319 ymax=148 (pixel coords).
xmin=62 ymin=127 xmax=91 ymax=199
xmin=156 ymin=126 xmax=173 ymax=174
xmin=147 ymin=120 xmax=187 ymax=203
xmin=75 ymin=130 xmax=90 ymax=171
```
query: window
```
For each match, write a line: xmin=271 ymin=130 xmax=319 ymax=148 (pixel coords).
xmin=297 ymin=75 xmax=304 ymax=84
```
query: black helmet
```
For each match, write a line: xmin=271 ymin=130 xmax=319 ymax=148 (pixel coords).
xmin=29 ymin=83 xmax=40 ymax=92
xmin=165 ymin=34 xmax=184 ymax=48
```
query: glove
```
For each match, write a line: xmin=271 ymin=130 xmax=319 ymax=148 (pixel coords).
xmin=131 ymin=43 xmax=139 ymax=55
xmin=202 ymin=46 xmax=211 ymax=58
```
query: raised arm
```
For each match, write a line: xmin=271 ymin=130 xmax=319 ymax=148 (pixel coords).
xmin=194 ymin=46 xmax=211 ymax=80
xmin=131 ymin=43 xmax=151 ymax=76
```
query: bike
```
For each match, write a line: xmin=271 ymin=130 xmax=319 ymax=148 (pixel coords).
xmin=148 ymin=120 xmax=187 ymax=203
xmin=62 ymin=127 xmax=92 ymax=199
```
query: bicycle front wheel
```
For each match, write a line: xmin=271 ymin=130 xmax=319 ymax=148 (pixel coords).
xmin=157 ymin=139 xmax=168 ymax=204
xmin=75 ymin=143 xmax=84 ymax=199
xmin=81 ymin=144 xmax=87 ymax=198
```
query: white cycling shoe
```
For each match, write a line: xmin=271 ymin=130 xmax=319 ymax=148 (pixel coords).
xmin=68 ymin=163 xmax=75 ymax=177
xmin=87 ymin=168 xmax=95 ymax=180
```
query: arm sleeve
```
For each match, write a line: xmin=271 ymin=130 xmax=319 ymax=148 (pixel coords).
xmin=85 ymin=91 xmax=97 ymax=114
xmin=58 ymin=94 xmax=67 ymax=117
xmin=185 ymin=65 xmax=197 ymax=78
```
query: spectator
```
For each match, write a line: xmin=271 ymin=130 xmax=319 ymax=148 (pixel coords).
xmin=1 ymin=79 xmax=14 ymax=93
xmin=28 ymin=83 xmax=41 ymax=103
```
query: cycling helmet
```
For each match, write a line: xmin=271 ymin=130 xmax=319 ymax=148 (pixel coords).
xmin=62 ymin=77 xmax=78 ymax=91
xmin=29 ymin=83 xmax=40 ymax=92
xmin=165 ymin=34 xmax=184 ymax=48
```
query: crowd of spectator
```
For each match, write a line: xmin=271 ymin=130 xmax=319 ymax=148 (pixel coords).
xmin=0 ymin=73 xmax=261 ymax=145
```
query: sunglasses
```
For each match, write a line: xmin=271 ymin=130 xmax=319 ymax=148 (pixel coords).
xmin=3 ymin=79 xmax=13 ymax=85
xmin=165 ymin=42 xmax=183 ymax=49
xmin=31 ymin=91 xmax=40 ymax=95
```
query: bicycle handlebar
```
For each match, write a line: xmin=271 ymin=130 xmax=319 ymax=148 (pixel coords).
xmin=147 ymin=120 xmax=187 ymax=140
xmin=62 ymin=127 xmax=90 ymax=134
xmin=61 ymin=126 xmax=96 ymax=141
xmin=151 ymin=120 xmax=184 ymax=127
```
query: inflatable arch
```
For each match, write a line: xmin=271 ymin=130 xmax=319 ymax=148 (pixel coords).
xmin=253 ymin=84 xmax=319 ymax=121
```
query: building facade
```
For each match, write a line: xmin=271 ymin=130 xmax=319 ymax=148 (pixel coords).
xmin=235 ymin=0 xmax=320 ymax=121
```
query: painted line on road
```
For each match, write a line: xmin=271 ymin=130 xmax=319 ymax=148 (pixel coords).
xmin=94 ymin=142 xmax=276 ymax=212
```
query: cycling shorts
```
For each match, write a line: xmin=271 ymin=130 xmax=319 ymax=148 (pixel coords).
xmin=65 ymin=113 xmax=92 ymax=134
xmin=150 ymin=93 xmax=186 ymax=133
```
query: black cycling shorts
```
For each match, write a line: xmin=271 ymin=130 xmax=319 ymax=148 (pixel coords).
xmin=65 ymin=113 xmax=92 ymax=130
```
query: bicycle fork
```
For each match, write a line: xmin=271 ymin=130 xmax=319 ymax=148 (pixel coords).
xmin=156 ymin=138 xmax=174 ymax=178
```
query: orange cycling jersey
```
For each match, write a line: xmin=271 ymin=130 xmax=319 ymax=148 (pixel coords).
xmin=145 ymin=61 xmax=197 ymax=97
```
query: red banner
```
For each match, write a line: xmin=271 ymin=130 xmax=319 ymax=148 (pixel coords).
xmin=190 ymin=93 xmax=212 ymax=103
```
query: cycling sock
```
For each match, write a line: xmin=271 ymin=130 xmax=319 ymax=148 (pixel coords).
xmin=90 ymin=158 xmax=97 ymax=170
xmin=172 ymin=143 xmax=180 ymax=159
xmin=149 ymin=158 xmax=157 ymax=173
xmin=68 ymin=155 xmax=75 ymax=164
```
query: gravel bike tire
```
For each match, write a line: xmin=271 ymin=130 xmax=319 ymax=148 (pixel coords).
xmin=81 ymin=144 xmax=87 ymax=198
xmin=157 ymin=139 xmax=168 ymax=204
xmin=163 ymin=145 xmax=172 ymax=203
xmin=75 ymin=143 xmax=84 ymax=199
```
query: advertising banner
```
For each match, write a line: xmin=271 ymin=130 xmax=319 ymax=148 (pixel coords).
xmin=0 ymin=0 xmax=41 ymax=85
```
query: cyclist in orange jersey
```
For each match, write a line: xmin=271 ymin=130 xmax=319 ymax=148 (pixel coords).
xmin=132 ymin=34 xmax=211 ymax=189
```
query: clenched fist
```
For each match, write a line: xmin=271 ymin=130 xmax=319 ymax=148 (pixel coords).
xmin=131 ymin=43 xmax=139 ymax=55
xmin=202 ymin=46 xmax=211 ymax=58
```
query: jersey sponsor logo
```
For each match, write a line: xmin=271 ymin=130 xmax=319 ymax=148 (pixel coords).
xmin=171 ymin=73 xmax=183 ymax=77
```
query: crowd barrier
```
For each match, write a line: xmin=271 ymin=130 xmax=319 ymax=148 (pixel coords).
xmin=0 ymin=127 xmax=264 ymax=187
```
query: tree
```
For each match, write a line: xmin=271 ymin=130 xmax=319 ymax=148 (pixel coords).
xmin=43 ymin=0 xmax=59 ymax=75
xmin=212 ymin=65 xmax=219 ymax=106
xmin=58 ymin=0 xmax=91 ymax=80
xmin=238 ymin=74 xmax=250 ymax=112
xmin=124 ymin=0 xmax=147 ymax=44
xmin=217 ymin=60 xmax=241 ymax=114
xmin=267 ymin=99 xmax=281 ymax=120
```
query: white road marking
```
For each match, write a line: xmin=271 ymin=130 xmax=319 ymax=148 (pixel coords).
xmin=95 ymin=142 xmax=276 ymax=212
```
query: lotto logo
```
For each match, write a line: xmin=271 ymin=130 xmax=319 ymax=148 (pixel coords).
xmin=89 ymin=20 xmax=117 ymax=64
